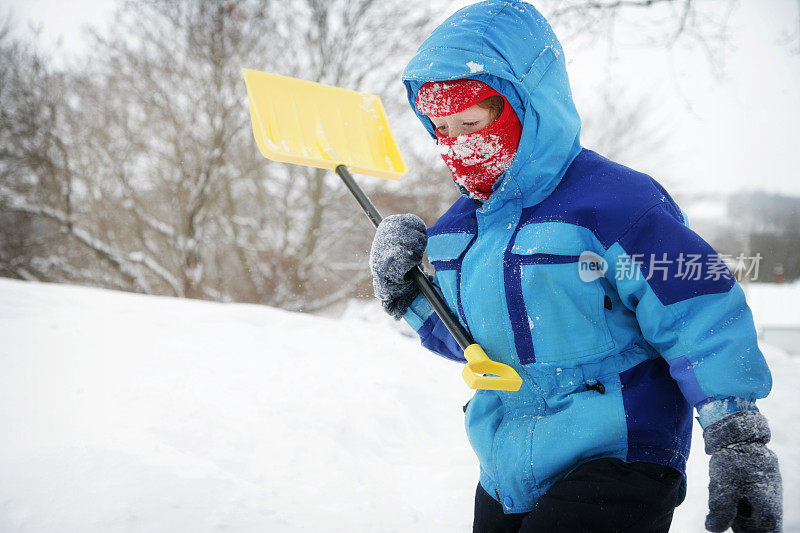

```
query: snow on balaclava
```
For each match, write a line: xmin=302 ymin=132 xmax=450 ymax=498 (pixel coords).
xmin=416 ymin=79 xmax=522 ymax=200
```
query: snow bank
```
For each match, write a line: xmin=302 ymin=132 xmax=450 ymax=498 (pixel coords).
xmin=0 ymin=278 xmax=797 ymax=532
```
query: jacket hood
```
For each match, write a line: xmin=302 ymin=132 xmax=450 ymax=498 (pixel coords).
xmin=402 ymin=0 xmax=582 ymax=208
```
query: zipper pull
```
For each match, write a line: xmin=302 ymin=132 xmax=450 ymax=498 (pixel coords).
xmin=586 ymin=380 xmax=606 ymax=394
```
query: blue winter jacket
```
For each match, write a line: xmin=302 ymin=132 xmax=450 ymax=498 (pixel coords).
xmin=400 ymin=0 xmax=772 ymax=514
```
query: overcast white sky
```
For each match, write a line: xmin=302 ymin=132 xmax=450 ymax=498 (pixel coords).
xmin=565 ymin=1 xmax=800 ymax=197
xmin=4 ymin=0 xmax=800 ymax=196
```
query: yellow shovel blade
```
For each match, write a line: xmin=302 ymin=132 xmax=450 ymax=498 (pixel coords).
xmin=242 ymin=69 xmax=406 ymax=180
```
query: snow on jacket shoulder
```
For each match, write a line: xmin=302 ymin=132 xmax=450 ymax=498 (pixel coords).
xmin=400 ymin=0 xmax=771 ymax=514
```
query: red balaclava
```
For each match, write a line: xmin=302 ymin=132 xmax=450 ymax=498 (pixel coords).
xmin=416 ymin=79 xmax=522 ymax=200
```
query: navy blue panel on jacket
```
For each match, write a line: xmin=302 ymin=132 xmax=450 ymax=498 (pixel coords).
xmin=519 ymin=149 xmax=676 ymax=249
xmin=428 ymin=197 xmax=479 ymax=237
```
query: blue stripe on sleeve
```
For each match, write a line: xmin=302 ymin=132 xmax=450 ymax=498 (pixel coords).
xmin=666 ymin=355 xmax=707 ymax=406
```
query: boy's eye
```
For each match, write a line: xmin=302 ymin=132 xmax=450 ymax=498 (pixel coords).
xmin=463 ymin=121 xmax=479 ymax=127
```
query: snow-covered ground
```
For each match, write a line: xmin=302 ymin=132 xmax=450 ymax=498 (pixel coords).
xmin=0 ymin=278 xmax=798 ymax=532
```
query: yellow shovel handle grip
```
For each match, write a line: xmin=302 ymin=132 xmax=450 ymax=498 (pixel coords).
xmin=462 ymin=344 xmax=523 ymax=391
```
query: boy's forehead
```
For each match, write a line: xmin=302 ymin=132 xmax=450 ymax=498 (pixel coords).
xmin=458 ymin=105 xmax=488 ymax=118
xmin=427 ymin=104 xmax=488 ymax=121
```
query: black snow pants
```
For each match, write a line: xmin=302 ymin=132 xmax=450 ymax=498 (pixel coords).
xmin=473 ymin=458 xmax=685 ymax=533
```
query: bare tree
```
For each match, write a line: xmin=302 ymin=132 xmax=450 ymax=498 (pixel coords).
xmin=578 ymin=84 xmax=669 ymax=165
xmin=1 ymin=0 xmax=444 ymax=310
xmin=1 ymin=0 xmax=749 ymax=311
xmin=0 ymin=20 xmax=129 ymax=286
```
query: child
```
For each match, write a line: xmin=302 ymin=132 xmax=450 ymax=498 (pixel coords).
xmin=369 ymin=1 xmax=782 ymax=532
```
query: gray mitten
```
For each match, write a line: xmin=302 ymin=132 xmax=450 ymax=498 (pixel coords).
xmin=369 ymin=213 xmax=427 ymax=319
xmin=704 ymin=410 xmax=782 ymax=532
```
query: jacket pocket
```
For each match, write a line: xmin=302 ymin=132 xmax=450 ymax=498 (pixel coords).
xmin=506 ymin=222 xmax=614 ymax=365
xmin=530 ymin=376 xmax=627 ymax=489
xmin=464 ymin=390 xmax=503 ymax=474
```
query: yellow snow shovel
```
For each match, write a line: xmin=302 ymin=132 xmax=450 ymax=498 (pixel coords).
xmin=243 ymin=68 xmax=522 ymax=392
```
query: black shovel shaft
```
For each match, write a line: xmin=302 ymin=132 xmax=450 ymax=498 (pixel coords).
xmin=336 ymin=164 xmax=383 ymax=228
xmin=406 ymin=265 xmax=473 ymax=349
xmin=335 ymin=164 xmax=473 ymax=350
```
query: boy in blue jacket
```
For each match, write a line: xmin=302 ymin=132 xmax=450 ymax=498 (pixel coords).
xmin=369 ymin=1 xmax=782 ymax=532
